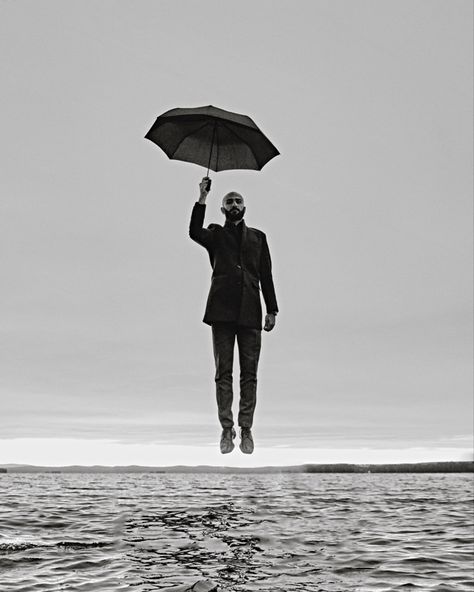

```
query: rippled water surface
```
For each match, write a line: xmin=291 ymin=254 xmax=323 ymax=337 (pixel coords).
xmin=0 ymin=473 xmax=473 ymax=591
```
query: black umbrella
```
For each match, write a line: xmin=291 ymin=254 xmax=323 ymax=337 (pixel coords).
xmin=145 ymin=105 xmax=279 ymax=180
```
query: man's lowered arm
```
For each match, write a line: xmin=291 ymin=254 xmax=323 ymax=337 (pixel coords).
xmin=260 ymin=234 xmax=278 ymax=332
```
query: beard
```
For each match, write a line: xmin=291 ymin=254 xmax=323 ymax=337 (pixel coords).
xmin=224 ymin=206 xmax=246 ymax=222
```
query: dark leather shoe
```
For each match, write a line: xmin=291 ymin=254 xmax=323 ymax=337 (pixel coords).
xmin=239 ymin=427 xmax=254 ymax=454
xmin=220 ymin=427 xmax=236 ymax=454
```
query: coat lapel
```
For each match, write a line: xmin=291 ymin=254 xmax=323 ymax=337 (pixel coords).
xmin=240 ymin=221 xmax=249 ymax=266
xmin=241 ymin=221 xmax=248 ymax=256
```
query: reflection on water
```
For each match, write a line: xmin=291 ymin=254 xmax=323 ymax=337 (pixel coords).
xmin=0 ymin=473 xmax=473 ymax=591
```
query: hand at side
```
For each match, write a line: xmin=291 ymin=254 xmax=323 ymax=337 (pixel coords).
xmin=264 ymin=313 xmax=276 ymax=332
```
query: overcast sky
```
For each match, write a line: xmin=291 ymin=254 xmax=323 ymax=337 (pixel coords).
xmin=1 ymin=0 xmax=472 ymax=466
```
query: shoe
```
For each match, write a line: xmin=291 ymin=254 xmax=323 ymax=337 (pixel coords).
xmin=220 ymin=427 xmax=236 ymax=454
xmin=239 ymin=427 xmax=254 ymax=454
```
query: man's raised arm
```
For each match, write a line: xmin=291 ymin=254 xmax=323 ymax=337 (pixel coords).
xmin=189 ymin=177 xmax=214 ymax=248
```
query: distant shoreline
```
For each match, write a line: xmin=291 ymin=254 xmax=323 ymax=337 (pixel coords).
xmin=1 ymin=461 xmax=472 ymax=474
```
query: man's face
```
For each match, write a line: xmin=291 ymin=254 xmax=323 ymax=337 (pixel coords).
xmin=221 ymin=193 xmax=245 ymax=221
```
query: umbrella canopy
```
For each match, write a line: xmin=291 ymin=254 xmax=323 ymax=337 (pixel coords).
xmin=145 ymin=105 xmax=279 ymax=174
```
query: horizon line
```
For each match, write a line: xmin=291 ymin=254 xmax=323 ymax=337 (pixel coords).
xmin=2 ymin=460 xmax=473 ymax=473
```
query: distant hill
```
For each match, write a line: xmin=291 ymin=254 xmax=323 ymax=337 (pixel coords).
xmin=1 ymin=461 xmax=472 ymax=473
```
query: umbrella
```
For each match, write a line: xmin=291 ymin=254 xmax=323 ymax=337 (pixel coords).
xmin=145 ymin=105 xmax=279 ymax=180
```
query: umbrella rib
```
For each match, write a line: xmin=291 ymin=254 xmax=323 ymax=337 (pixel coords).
xmin=216 ymin=123 xmax=220 ymax=172
xmin=220 ymin=122 xmax=262 ymax=169
xmin=168 ymin=120 xmax=211 ymax=159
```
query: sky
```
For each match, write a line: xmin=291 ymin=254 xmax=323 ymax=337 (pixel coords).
xmin=0 ymin=0 xmax=472 ymax=467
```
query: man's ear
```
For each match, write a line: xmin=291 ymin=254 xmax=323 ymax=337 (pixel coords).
xmin=220 ymin=206 xmax=225 ymax=215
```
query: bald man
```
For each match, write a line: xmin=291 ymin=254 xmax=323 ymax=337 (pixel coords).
xmin=189 ymin=177 xmax=278 ymax=454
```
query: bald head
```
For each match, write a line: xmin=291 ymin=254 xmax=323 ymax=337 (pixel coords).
xmin=222 ymin=191 xmax=244 ymax=207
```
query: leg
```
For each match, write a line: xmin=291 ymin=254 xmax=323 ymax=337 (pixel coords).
xmin=212 ymin=323 xmax=237 ymax=428
xmin=236 ymin=326 xmax=261 ymax=428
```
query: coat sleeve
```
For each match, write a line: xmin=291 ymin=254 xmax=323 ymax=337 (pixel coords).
xmin=259 ymin=233 xmax=279 ymax=315
xmin=189 ymin=202 xmax=214 ymax=249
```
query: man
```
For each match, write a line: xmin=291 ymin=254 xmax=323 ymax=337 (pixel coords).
xmin=189 ymin=177 xmax=278 ymax=455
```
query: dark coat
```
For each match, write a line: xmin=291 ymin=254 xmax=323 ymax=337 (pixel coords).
xmin=189 ymin=203 xmax=278 ymax=329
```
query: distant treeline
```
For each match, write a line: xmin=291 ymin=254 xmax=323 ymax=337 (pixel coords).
xmin=303 ymin=462 xmax=473 ymax=473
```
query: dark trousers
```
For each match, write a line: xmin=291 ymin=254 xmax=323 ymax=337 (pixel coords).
xmin=211 ymin=323 xmax=262 ymax=429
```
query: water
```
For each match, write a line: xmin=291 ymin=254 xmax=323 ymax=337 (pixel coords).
xmin=0 ymin=473 xmax=472 ymax=591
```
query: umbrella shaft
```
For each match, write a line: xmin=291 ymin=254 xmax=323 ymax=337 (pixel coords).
xmin=206 ymin=121 xmax=217 ymax=177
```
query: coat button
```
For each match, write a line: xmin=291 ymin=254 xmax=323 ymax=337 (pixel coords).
xmin=236 ymin=265 xmax=241 ymax=269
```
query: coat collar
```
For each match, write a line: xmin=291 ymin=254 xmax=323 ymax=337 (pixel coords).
xmin=224 ymin=219 xmax=246 ymax=230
